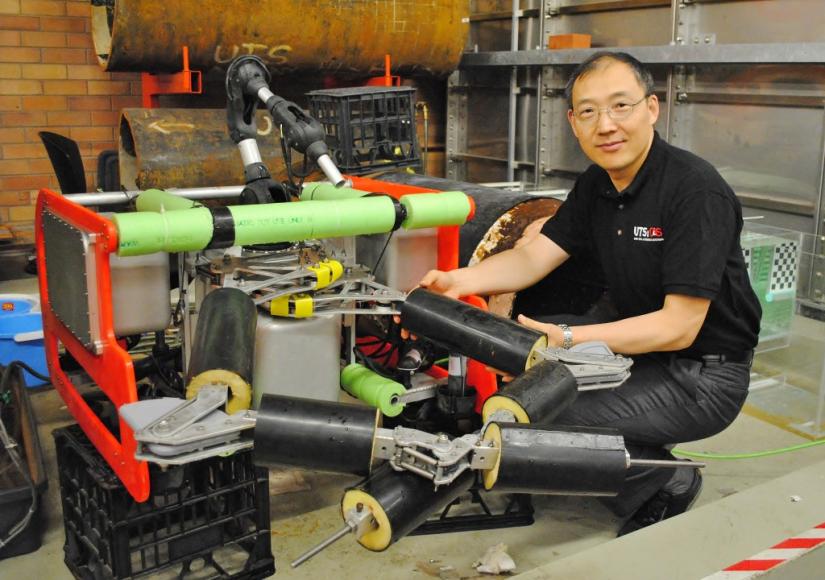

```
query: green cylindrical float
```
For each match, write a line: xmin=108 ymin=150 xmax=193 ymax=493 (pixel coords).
xmin=113 ymin=207 xmax=214 ymax=255
xmin=135 ymin=188 xmax=200 ymax=212
xmin=230 ymin=197 xmax=398 ymax=245
xmin=400 ymin=191 xmax=471 ymax=229
xmin=341 ymin=363 xmax=406 ymax=417
xmin=300 ymin=183 xmax=474 ymax=231
xmin=299 ymin=183 xmax=370 ymax=201
xmin=113 ymin=191 xmax=473 ymax=256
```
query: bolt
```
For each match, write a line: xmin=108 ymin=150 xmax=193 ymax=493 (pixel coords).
xmin=356 ymin=502 xmax=364 ymax=512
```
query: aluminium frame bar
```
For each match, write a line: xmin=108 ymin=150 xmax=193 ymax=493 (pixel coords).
xmin=460 ymin=43 xmax=825 ymax=67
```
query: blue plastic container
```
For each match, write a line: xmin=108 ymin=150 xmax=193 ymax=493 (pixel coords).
xmin=0 ymin=295 xmax=48 ymax=387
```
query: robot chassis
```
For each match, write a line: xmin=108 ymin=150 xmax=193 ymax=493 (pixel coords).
xmin=55 ymin=55 xmax=702 ymax=568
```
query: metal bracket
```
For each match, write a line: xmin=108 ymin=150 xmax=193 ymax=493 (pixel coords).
xmin=536 ymin=341 xmax=633 ymax=389
xmin=122 ymin=385 xmax=256 ymax=466
xmin=221 ymin=248 xmax=405 ymax=316
xmin=373 ymin=426 xmax=499 ymax=488
xmin=691 ymin=32 xmax=716 ymax=46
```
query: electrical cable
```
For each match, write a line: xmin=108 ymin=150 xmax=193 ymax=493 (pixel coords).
xmin=0 ymin=363 xmax=39 ymax=549
xmin=0 ymin=360 xmax=50 ymax=389
xmin=672 ymin=439 xmax=825 ymax=460
xmin=372 ymin=230 xmax=395 ymax=275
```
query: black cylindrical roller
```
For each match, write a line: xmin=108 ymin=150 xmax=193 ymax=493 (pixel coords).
xmin=400 ymin=288 xmax=546 ymax=376
xmin=254 ymin=394 xmax=380 ymax=476
xmin=341 ymin=464 xmax=476 ymax=552
xmin=481 ymin=360 xmax=577 ymax=423
xmin=185 ymin=287 xmax=257 ymax=413
xmin=482 ymin=423 xmax=627 ymax=495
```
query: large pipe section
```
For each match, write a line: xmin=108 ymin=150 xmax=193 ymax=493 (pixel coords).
xmin=119 ymin=108 xmax=290 ymax=190
xmin=91 ymin=0 xmax=468 ymax=75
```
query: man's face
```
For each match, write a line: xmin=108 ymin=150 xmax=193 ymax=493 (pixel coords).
xmin=567 ymin=60 xmax=659 ymax=184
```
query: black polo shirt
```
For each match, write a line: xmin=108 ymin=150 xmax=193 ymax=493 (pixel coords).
xmin=541 ymin=132 xmax=761 ymax=355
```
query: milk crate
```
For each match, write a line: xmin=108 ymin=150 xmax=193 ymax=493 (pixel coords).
xmin=308 ymin=86 xmax=420 ymax=174
xmin=54 ymin=424 xmax=274 ymax=579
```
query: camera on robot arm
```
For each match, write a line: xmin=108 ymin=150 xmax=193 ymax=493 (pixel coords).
xmin=225 ymin=55 xmax=348 ymax=202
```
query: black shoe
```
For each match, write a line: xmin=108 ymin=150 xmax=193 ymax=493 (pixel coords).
xmin=617 ymin=470 xmax=703 ymax=536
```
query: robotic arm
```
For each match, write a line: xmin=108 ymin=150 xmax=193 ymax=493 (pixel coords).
xmin=225 ymin=55 xmax=348 ymax=202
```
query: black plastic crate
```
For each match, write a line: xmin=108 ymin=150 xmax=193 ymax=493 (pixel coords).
xmin=308 ymin=86 xmax=421 ymax=174
xmin=0 ymin=364 xmax=48 ymax=560
xmin=54 ymin=424 xmax=274 ymax=579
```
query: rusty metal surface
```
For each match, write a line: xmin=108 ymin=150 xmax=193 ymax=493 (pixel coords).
xmin=471 ymin=198 xmax=560 ymax=319
xmin=468 ymin=198 xmax=560 ymax=264
xmin=93 ymin=0 xmax=469 ymax=75
xmin=119 ymin=108 xmax=292 ymax=190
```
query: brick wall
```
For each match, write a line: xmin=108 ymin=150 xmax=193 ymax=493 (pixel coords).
xmin=0 ymin=0 xmax=141 ymax=243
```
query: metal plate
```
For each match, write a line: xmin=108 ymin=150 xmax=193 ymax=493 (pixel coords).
xmin=42 ymin=210 xmax=97 ymax=352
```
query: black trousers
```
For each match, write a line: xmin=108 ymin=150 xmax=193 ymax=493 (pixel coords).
xmin=552 ymin=353 xmax=751 ymax=515
xmin=538 ymin=301 xmax=752 ymax=516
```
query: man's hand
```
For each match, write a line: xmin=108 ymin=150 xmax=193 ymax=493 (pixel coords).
xmin=419 ymin=269 xmax=461 ymax=299
xmin=517 ymin=314 xmax=564 ymax=347
xmin=396 ymin=269 xmax=460 ymax=339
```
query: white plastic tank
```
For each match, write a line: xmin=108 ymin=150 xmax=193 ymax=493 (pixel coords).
xmin=252 ymin=312 xmax=342 ymax=408
xmin=109 ymin=252 xmax=171 ymax=335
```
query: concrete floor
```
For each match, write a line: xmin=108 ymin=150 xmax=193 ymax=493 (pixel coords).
xmin=2 ymin=275 xmax=825 ymax=578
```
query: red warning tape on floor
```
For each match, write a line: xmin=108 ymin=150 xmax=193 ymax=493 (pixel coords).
xmin=703 ymin=523 xmax=825 ymax=578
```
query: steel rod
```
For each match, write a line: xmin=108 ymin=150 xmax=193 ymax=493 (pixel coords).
xmin=64 ymin=186 xmax=245 ymax=206
xmin=460 ymin=43 xmax=825 ymax=67
xmin=290 ymin=523 xmax=352 ymax=568
xmin=629 ymin=458 xmax=707 ymax=469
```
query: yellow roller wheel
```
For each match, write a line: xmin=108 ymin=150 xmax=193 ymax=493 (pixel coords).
xmin=480 ymin=422 xmax=503 ymax=490
xmin=341 ymin=489 xmax=392 ymax=551
xmin=186 ymin=369 xmax=252 ymax=414
xmin=481 ymin=394 xmax=530 ymax=424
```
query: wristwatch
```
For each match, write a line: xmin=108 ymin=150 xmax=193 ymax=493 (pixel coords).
xmin=557 ymin=324 xmax=573 ymax=349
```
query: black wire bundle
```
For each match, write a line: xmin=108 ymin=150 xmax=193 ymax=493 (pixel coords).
xmin=279 ymin=132 xmax=313 ymax=190
xmin=0 ymin=362 xmax=42 ymax=550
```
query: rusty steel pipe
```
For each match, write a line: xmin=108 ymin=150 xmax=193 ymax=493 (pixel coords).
xmin=119 ymin=108 xmax=300 ymax=190
xmin=91 ymin=0 xmax=469 ymax=75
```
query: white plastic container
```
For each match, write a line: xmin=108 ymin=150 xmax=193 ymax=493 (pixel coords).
xmin=252 ymin=312 xmax=342 ymax=408
xmin=109 ymin=252 xmax=171 ymax=335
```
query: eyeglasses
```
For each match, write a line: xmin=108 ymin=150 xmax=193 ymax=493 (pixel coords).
xmin=572 ymin=96 xmax=649 ymax=125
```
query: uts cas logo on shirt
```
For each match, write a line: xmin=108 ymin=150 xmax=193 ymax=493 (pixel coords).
xmin=633 ymin=225 xmax=664 ymax=242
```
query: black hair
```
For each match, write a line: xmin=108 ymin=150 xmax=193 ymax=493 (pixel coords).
xmin=564 ymin=51 xmax=655 ymax=109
